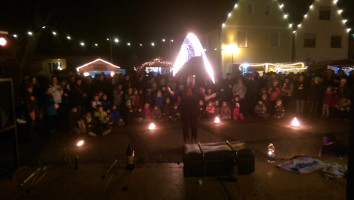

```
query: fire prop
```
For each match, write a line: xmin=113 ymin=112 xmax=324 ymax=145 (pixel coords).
xmin=76 ymin=140 xmax=85 ymax=147
xmin=214 ymin=116 xmax=221 ymax=124
xmin=291 ymin=117 xmax=300 ymax=127
xmin=148 ymin=123 xmax=156 ymax=130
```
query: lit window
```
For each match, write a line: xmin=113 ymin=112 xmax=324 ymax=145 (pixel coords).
xmin=304 ymin=33 xmax=316 ymax=48
xmin=247 ymin=3 xmax=255 ymax=15
xmin=319 ymin=6 xmax=331 ymax=20
xmin=237 ymin=31 xmax=248 ymax=47
xmin=270 ymin=32 xmax=280 ymax=47
xmin=264 ymin=4 xmax=272 ymax=15
xmin=330 ymin=36 xmax=342 ymax=48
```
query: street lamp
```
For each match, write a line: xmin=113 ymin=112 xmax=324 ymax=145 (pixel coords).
xmin=0 ymin=37 xmax=7 ymax=47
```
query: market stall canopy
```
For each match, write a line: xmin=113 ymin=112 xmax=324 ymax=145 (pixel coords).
xmin=310 ymin=59 xmax=354 ymax=68
xmin=76 ymin=58 xmax=120 ymax=73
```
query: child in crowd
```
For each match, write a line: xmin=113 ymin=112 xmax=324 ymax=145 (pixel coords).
xmin=273 ymin=99 xmax=285 ymax=119
xmin=233 ymin=103 xmax=245 ymax=120
xmin=168 ymin=104 xmax=181 ymax=121
xmin=144 ymin=103 xmax=152 ymax=121
xmin=94 ymin=105 xmax=111 ymax=135
xmin=261 ymin=94 xmax=270 ymax=112
xmin=214 ymin=100 xmax=221 ymax=116
xmin=322 ymin=87 xmax=332 ymax=119
xmin=69 ymin=107 xmax=81 ymax=134
xmin=91 ymin=95 xmax=102 ymax=110
xmin=83 ymin=111 xmax=97 ymax=137
xmin=154 ymin=90 xmax=164 ymax=108
xmin=254 ymin=100 xmax=267 ymax=119
xmin=151 ymin=105 xmax=162 ymax=120
xmin=135 ymin=107 xmax=145 ymax=123
xmin=221 ymin=101 xmax=231 ymax=119
xmin=111 ymin=105 xmax=124 ymax=126
xmin=162 ymin=98 xmax=172 ymax=119
xmin=133 ymin=89 xmax=141 ymax=110
xmin=205 ymin=101 xmax=215 ymax=119
xmin=329 ymin=88 xmax=339 ymax=118
xmin=101 ymin=94 xmax=111 ymax=110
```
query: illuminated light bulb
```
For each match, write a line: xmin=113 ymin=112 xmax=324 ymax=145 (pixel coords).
xmin=162 ymin=38 xmax=165 ymax=42
xmin=94 ymin=43 xmax=98 ymax=47
xmin=80 ymin=42 xmax=85 ymax=46
xmin=279 ymin=4 xmax=284 ymax=9
xmin=67 ymin=36 xmax=71 ymax=40
xmin=228 ymin=12 xmax=232 ymax=17
xmin=310 ymin=5 xmax=313 ymax=9
xmin=27 ymin=31 xmax=33 ymax=36
xmin=291 ymin=117 xmax=300 ymax=127
xmin=234 ymin=3 xmax=238 ymax=8
xmin=170 ymin=39 xmax=174 ymax=43
xmin=347 ymin=28 xmax=352 ymax=33
xmin=304 ymin=14 xmax=308 ymax=18
xmin=214 ymin=48 xmax=217 ymax=51
xmin=83 ymin=72 xmax=90 ymax=77
xmin=127 ymin=42 xmax=131 ymax=46
xmin=0 ymin=37 xmax=7 ymax=46
xmin=13 ymin=34 xmax=18 ymax=38
xmin=151 ymin=42 xmax=155 ymax=47
xmin=222 ymin=23 xmax=226 ymax=28
xmin=284 ymin=14 xmax=288 ymax=19
xmin=342 ymin=19 xmax=347 ymax=24
xmin=140 ymin=43 xmax=143 ymax=46
xmin=297 ymin=24 xmax=301 ymax=28
xmin=214 ymin=116 xmax=220 ymax=124
xmin=337 ymin=10 xmax=343 ymax=14
xmin=148 ymin=123 xmax=156 ymax=130
xmin=110 ymin=71 xmax=115 ymax=77
xmin=114 ymin=38 xmax=119 ymax=43
xmin=293 ymin=30 xmax=297 ymax=34
xmin=42 ymin=26 xmax=46 ymax=29
xmin=106 ymin=38 xmax=110 ymax=41
xmin=76 ymin=140 xmax=84 ymax=147
xmin=288 ymin=24 xmax=293 ymax=28
xmin=52 ymin=31 xmax=57 ymax=36
xmin=333 ymin=0 xmax=338 ymax=4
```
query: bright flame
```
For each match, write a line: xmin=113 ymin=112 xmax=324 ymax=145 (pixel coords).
xmin=214 ymin=116 xmax=220 ymax=124
xmin=291 ymin=117 xmax=300 ymax=127
xmin=172 ymin=33 xmax=215 ymax=83
xmin=148 ymin=123 xmax=156 ymax=130
xmin=0 ymin=37 xmax=7 ymax=46
xmin=76 ymin=140 xmax=84 ymax=147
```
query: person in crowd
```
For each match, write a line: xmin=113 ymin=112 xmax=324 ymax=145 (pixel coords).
xmin=214 ymin=100 xmax=221 ymax=116
xmin=113 ymin=84 xmax=124 ymax=109
xmin=72 ymin=79 xmax=87 ymax=115
xmin=133 ymin=89 xmax=142 ymax=110
xmin=101 ymin=94 xmax=111 ymax=111
xmin=254 ymin=100 xmax=267 ymax=119
xmin=125 ymin=87 xmax=135 ymax=108
xmin=281 ymin=77 xmax=293 ymax=111
xmin=233 ymin=103 xmax=245 ymax=120
xmin=223 ymin=73 xmax=234 ymax=101
xmin=221 ymin=101 xmax=231 ymax=119
xmin=135 ymin=107 xmax=145 ymax=124
xmin=307 ymin=77 xmax=323 ymax=118
xmin=319 ymin=134 xmax=348 ymax=157
xmin=162 ymin=98 xmax=172 ymax=119
xmin=273 ymin=99 xmax=285 ymax=119
xmin=111 ymin=105 xmax=124 ymax=126
xmin=268 ymin=80 xmax=281 ymax=114
xmin=322 ymin=86 xmax=332 ymax=119
xmin=154 ymin=90 xmax=164 ymax=108
xmin=329 ymin=87 xmax=340 ymax=118
xmin=293 ymin=74 xmax=307 ymax=116
xmin=91 ymin=95 xmax=102 ymax=110
xmin=233 ymin=79 xmax=247 ymax=103
xmin=44 ymin=87 xmax=59 ymax=134
xmin=245 ymin=75 xmax=259 ymax=115
xmin=205 ymin=101 xmax=215 ymax=119
xmin=168 ymin=104 xmax=181 ymax=121
xmin=83 ymin=111 xmax=97 ymax=136
xmin=151 ymin=105 xmax=162 ymax=120
xmin=198 ymin=100 xmax=206 ymax=119
xmin=93 ymin=105 xmax=111 ymax=135
xmin=143 ymin=103 xmax=152 ymax=122
xmin=49 ymin=76 xmax=63 ymax=106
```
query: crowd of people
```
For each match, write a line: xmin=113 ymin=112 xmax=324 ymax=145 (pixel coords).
xmin=19 ymin=68 xmax=354 ymax=137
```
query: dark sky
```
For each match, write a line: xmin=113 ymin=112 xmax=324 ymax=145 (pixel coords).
xmin=0 ymin=0 xmax=353 ymax=67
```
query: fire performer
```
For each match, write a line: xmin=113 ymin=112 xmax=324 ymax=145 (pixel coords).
xmin=180 ymin=75 xmax=216 ymax=143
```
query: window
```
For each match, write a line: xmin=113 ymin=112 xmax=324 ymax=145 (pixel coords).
xmin=264 ymin=4 xmax=272 ymax=15
xmin=304 ymin=33 xmax=316 ymax=48
xmin=331 ymin=36 xmax=342 ymax=48
xmin=319 ymin=6 xmax=331 ymax=20
xmin=247 ymin=3 xmax=255 ymax=15
xmin=270 ymin=32 xmax=279 ymax=47
xmin=237 ymin=31 xmax=247 ymax=47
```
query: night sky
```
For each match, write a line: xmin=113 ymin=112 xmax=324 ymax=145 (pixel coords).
xmin=0 ymin=0 xmax=353 ymax=68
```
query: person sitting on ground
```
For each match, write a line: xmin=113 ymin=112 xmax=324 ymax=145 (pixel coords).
xmin=205 ymin=101 xmax=215 ymax=119
xmin=254 ymin=100 xmax=267 ymax=119
xmin=101 ymin=94 xmax=111 ymax=111
xmin=154 ymin=90 xmax=165 ymax=108
xmin=319 ymin=134 xmax=348 ymax=157
xmin=273 ymin=99 xmax=285 ymax=119
xmin=151 ymin=105 xmax=162 ymax=120
xmin=69 ymin=107 xmax=81 ymax=134
xmin=168 ymin=104 xmax=181 ymax=121
xmin=83 ymin=111 xmax=97 ymax=137
xmin=221 ymin=101 xmax=231 ymax=119
xmin=214 ymin=100 xmax=221 ymax=116
xmin=93 ymin=105 xmax=111 ymax=135
xmin=135 ymin=107 xmax=146 ymax=124
xmin=106 ymin=109 xmax=113 ymax=126
xmin=91 ymin=95 xmax=102 ymax=110
xmin=162 ymin=98 xmax=172 ymax=120
xmin=143 ymin=103 xmax=152 ymax=122
xmin=111 ymin=105 xmax=124 ymax=126
xmin=233 ymin=103 xmax=245 ymax=120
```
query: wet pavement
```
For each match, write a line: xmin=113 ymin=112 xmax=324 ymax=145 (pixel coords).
xmin=0 ymin=117 xmax=350 ymax=199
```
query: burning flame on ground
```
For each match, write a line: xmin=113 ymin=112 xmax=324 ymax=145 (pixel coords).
xmin=76 ymin=140 xmax=85 ymax=147
xmin=214 ymin=116 xmax=220 ymax=124
xmin=148 ymin=123 xmax=156 ymax=130
xmin=291 ymin=117 xmax=300 ymax=127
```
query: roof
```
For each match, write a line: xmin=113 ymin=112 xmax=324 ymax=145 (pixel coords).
xmin=76 ymin=58 xmax=120 ymax=73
